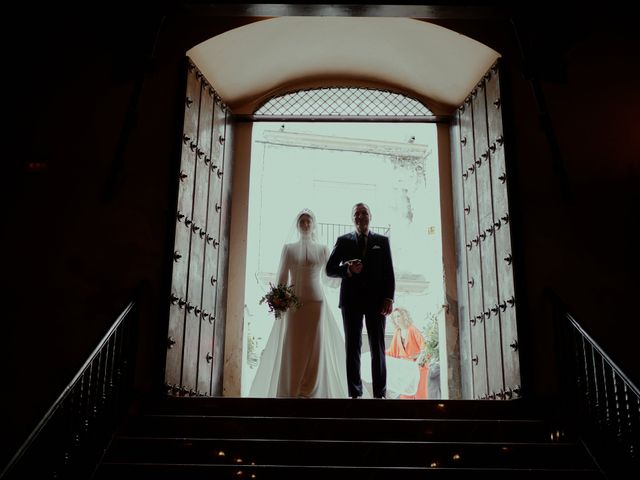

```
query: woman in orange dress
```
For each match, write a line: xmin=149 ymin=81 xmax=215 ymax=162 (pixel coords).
xmin=386 ymin=307 xmax=428 ymax=399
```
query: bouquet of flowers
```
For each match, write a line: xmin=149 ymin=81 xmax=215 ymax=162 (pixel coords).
xmin=259 ymin=283 xmax=302 ymax=319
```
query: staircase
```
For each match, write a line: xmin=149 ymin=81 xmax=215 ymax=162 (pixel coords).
xmin=92 ymin=396 xmax=606 ymax=479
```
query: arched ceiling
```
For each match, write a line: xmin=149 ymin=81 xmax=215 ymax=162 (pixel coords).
xmin=187 ymin=17 xmax=500 ymax=115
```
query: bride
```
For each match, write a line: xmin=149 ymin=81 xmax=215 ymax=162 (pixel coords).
xmin=249 ymin=208 xmax=349 ymax=398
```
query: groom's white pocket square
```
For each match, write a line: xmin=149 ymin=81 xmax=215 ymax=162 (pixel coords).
xmin=372 ymin=245 xmax=381 ymax=250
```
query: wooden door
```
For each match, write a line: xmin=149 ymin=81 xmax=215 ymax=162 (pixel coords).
xmin=165 ymin=58 xmax=234 ymax=396
xmin=450 ymin=60 xmax=521 ymax=400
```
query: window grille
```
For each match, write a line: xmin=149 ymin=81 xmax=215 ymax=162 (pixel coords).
xmin=255 ymin=87 xmax=432 ymax=117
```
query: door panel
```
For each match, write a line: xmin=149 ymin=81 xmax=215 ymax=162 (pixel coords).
xmin=198 ymin=98 xmax=228 ymax=395
xmin=166 ymin=58 xmax=234 ymax=396
xmin=459 ymin=100 xmax=489 ymax=397
xmin=451 ymin=60 xmax=521 ymax=399
xmin=182 ymin=80 xmax=215 ymax=394
xmin=486 ymin=66 xmax=521 ymax=397
xmin=165 ymin=64 xmax=201 ymax=390
xmin=449 ymin=114 xmax=473 ymax=398
xmin=212 ymin=111 xmax=234 ymax=396
xmin=473 ymin=83 xmax=504 ymax=398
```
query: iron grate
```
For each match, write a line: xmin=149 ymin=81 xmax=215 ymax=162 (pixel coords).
xmin=255 ymin=87 xmax=432 ymax=116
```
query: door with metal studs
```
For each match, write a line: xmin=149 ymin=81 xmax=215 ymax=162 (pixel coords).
xmin=165 ymin=57 xmax=234 ymax=396
xmin=451 ymin=60 xmax=521 ymax=400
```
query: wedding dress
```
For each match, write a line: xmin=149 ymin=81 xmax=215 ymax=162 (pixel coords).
xmin=249 ymin=232 xmax=349 ymax=398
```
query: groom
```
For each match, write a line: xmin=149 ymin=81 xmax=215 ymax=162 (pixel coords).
xmin=326 ymin=203 xmax=395 ymax=399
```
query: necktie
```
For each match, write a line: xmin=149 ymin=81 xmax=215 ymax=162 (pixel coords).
xmin=358 ymin=234 xmax=366 ymax=259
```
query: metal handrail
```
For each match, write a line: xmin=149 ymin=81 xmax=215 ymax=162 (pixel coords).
xmin=0 ymin=284 xmax=144 ymax=479
xmin=549 ymin=289 xmax=639 ymax=473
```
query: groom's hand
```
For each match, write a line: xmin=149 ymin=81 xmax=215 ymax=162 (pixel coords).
xmin=347 ymin=259 xmax=363 ymax=275
xmin=381 ymin=298 xmax=393 ymax=316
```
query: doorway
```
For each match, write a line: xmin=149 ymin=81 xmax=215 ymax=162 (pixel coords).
xmin=177 ymin=15 xmax=518 ymax=399
xmin=242 ymin=121 xmax=447 ymax=398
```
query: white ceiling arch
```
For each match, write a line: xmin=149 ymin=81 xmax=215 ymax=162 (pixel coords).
xmin=187 ymin=16 xmax=500 ymax=115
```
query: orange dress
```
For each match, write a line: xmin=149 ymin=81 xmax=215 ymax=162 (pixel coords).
xmin=386 ymin=325 xmax=428 ymax=399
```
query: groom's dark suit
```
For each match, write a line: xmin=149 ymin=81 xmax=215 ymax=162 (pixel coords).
xmin=326 ymin=231 xmax=395 ymax=398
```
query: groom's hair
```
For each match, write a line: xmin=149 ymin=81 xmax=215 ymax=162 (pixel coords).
xmin=352 ymin=202 xmax=371 ymax=219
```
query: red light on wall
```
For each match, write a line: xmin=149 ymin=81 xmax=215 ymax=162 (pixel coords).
xmin=26 ymin=161 xmax=48 ymax=172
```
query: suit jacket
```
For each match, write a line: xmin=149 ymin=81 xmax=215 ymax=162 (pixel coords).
xmin=326 ymin=231 xmax=395 ymax=310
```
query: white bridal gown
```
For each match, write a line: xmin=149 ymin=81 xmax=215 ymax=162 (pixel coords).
xmin=249 ymin=238 xmax=349 ymax=398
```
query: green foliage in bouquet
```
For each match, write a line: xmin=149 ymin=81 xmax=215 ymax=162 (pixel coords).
xmin=417 ymin=310 xmax=440 ymax=367
xmin=259 ymin=283 xmax=302 ymax=319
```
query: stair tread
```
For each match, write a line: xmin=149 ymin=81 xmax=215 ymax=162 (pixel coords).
xmin=141 ymin=397 xmax=548 ymax=419
xmin=101 ymin=461 xmax=600 ymax=471
xmin=114 ymin=435 xmax=578 ymax=445
xmin=94 ymin=464 xmax=606 ymax=480
xmin=92 ymin=396 xmax=604 ymax=479
xmin=121 ymin=414 xmax=574 ymax=442
xmin=137 ymin=413 xmax=549 ymax=421
xmin=104 ymin=436 xmax=594 ymax=469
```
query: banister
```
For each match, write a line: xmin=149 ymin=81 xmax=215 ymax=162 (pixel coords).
xmin=0 ymin=283 xmax=145 ymax=479
xmin=546 ymin=287 xmax=639 ymax=475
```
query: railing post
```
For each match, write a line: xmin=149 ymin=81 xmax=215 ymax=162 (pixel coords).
xmin=0 ymin=285 xmax=144 ymax=480
xmin=547 ymin=288 xmax=640 ymax=476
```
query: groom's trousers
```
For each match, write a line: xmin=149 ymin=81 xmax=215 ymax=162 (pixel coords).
xmin=341 ymin=304 xmax=387 ymax=398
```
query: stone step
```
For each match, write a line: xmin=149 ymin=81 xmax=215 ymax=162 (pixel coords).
xmin=142 ymin=397 xmax=543 ymax=420
xmin=94 ymin=462 xmax=605 ymax=480
xmin=123 ymin=414 xmax=572 ymax=443
xmin=92 ymin=396 xmax=605 ymax=480
xmin=104 ymin=436 xmax=594 ymax=469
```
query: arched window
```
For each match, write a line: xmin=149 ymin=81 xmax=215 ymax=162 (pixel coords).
xmin=254 ymin=87 xmax=432 ymax=117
